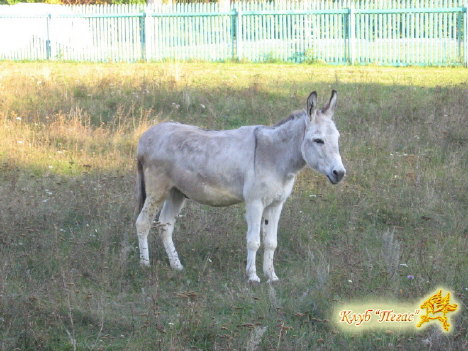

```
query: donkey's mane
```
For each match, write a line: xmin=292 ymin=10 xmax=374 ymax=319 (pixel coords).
xmin=273 ymin=110 xmax=306 ymax=128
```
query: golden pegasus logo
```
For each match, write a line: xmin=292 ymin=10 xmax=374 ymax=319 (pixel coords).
xmin=416 ymin=289 xmax=458 ymax=332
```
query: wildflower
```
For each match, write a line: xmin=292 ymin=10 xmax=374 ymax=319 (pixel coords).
xmin=407 ymin=275 xmax=415 ymax=280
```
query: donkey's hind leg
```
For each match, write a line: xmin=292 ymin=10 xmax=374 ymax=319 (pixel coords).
xmin=136 ymin=171 xmax=170 ymax=266
xmin=159 ymin=188 xmax=186 ymax=270
xmin=136 ymin=194 xmax=165 ymax=266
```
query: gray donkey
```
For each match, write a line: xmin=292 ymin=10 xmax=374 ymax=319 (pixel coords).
xmin=136 ymin=91 xmax=346 ymax=283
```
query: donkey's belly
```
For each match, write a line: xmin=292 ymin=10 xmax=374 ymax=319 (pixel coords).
xmin=178 ymin=183 xmax=243 ymax=207
xmin=171 ymin=169 xmax=244 ymax=207
xmin=168 ymin=160 xmax=246 ymax=207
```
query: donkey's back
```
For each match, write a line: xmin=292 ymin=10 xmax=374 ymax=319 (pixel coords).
xmin=137 ymin=122 xmax=257 ymax=207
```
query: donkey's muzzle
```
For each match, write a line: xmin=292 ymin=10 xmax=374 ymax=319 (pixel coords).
xmin=328 ymin=169 xmax=345 ymax=184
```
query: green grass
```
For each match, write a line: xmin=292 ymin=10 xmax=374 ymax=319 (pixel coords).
xmin=0 ymin=62 xmax=467 ymax=350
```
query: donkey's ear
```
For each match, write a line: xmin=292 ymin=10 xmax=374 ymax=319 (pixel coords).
xmin=322 ymin=90 xmax=337 ymax=118
xmin=306 ymin=91 xmax=318 ymax=120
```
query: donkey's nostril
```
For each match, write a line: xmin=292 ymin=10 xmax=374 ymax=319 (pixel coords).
xmin=332 ymin=169 xmax=345 ymax=182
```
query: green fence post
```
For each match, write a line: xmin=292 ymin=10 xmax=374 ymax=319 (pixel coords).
xmin=46 ymin=14 xmax=51 ymax=60
xmin=236 ymin=9 xmax=242 ymax=61
xmin=464 ymin=5 xmax=468 ymax=67
xmin=348 ymin=5 xmax=355 ymax=64
xmin=139 ymin=12 xmax=147 ymax=62
xmin=231 ymin=8 xmax=237 ymax=60
xmin=458 ymin=10 xmax=463 ymax=63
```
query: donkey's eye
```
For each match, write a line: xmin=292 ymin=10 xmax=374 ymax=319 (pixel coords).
xmin=313 ymin=138 xmax=324 ymax=144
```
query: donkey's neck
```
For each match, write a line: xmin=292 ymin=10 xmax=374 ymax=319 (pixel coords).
xmin=257 ymin=112 xmax=307 ymax=178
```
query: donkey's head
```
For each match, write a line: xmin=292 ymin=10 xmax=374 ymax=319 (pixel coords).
xmin=301 ymin=90 xmax=346 ymax=184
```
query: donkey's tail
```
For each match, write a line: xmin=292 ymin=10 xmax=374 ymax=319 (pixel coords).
xmin=136 ymin=158 xmax=146 ymax=217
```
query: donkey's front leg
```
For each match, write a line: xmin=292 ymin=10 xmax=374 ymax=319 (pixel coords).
xmin=245 ymin=201 xmax=264 ymax=283
xmin=262 ymin=202 xmax=284 ymax=283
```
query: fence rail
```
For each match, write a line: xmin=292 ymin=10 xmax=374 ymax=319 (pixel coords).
xmin=0 ymin=2 xmax=467 ymax=66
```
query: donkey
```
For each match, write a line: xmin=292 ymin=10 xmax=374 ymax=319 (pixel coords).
xmin=135 ymin=90 xmax=345 ymax=283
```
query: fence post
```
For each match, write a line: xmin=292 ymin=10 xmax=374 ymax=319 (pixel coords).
xmin=231 ymin=8 xmax=237 ymax=60
xmin=139 ymin=12 xmax=147 ymax=62
xmin=347 ymin=5 xmax=355 ymax=64
xmin=46 ymin=14 xmax=51 ymax=60
xmin=464 ymin=5 xmax=468 ymax=67
xmin=235 ymin=9 xmax=242 ymax=60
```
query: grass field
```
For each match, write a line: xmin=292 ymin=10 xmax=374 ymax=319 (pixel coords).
xmin=0 ymin=62 xmax=467 ymax=351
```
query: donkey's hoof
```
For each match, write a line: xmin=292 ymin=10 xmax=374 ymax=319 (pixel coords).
xmin=140 ymin=259 xmax=150 ymax=267
xmin=171 ymin=262 xmax=184 ymax=271
xmin=248 ymin=275 xmax=261 ymax=284
xmin=267 ymin=276 xmax=280 ymax=284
